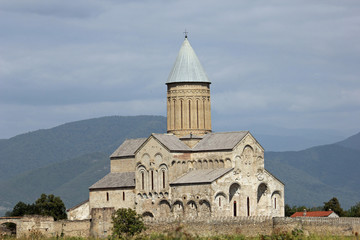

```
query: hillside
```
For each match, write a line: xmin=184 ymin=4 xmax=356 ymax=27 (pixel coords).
xmin=265 ymin=138 xmax=360 ymax=209
xmin=0 ymin=115 xmax=167 ymax=181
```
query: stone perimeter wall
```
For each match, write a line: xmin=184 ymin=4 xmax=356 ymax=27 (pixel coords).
xmin=144 ymin=217 xmax=360 ymax=237
xmin=12 ymin=216 xmax=360 ymax=238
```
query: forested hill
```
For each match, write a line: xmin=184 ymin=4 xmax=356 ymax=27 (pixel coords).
xmin=0 ymin=115 xmax=167 ymax=181
xmin=265 ymin=131 xmax=360 ymax=209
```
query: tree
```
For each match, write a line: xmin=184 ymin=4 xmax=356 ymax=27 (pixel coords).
xmin=112 ymin=208 xmax=145 ymax=238
xmin=35 ymin=194 xmax=67 ymax=220
xmin=347 ymin=202 xmax=360 ymax=217
xmin=8 ymin=194 xmax=67 ymax=221
xmin=323 ymin=197 xmax=344 ymax=217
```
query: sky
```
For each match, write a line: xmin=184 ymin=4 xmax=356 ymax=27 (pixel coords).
xmin=0 ymin=0 xmax=359 ymax=140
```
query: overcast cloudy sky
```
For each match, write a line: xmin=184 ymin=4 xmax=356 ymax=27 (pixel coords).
xmin=0 ymin=0 xmax=359 ymax=140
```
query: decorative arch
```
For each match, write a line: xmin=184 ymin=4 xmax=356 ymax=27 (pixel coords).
xmin=214 ymin=191 xmax=227 ymax=208
xmin=154 ymin=153 xmax=163 ymax=165
xmin=172 ymin=200 xmax=184 ymax=217
xmin=142 ymin=211 xmax=154 ymax=218
xmin=203 ymin=159 xmax=208 ymax=169
xmin=159 ymin=200 xmax=171 ymax=216
xmin=229 ymin=183 xmax=241 ymax=202
xmin=199 ymin=199 xmax=211 ymax=217
xmin=242 ymin=145 xmax=254 ymax=165
xmin=219 ymin=159 xmax=225 ymax=168
xmin=141 ymin=153 xmax=150 ymax=166
xmin=186 ymin=200 xmax=198 ymax=217
xmin=257 ymin=183 xmax=269 ymax=203
xmin=225 ymin=158 xmax=231 ymax=168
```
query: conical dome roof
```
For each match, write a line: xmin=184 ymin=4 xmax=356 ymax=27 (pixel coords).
xmin=167 ymin=38 xmax=210 ymax=84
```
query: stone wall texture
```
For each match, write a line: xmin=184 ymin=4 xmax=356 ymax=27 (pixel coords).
xmin=6 ymin=215 xmax=360 ymax=238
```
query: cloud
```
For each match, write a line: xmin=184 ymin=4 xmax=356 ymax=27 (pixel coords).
xmin=0 ymin=0 xmax=359 ymax=138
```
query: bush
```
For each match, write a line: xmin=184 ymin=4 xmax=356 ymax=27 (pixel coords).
xmin=111 ymin=208 xmax=145 ymax=239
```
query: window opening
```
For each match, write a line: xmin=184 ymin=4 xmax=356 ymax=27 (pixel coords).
xmin=141 ymin=172 xmax=145 ymax=190
xmin=233 ymin=201 xmax=237 ymax=217
xmin=106 ymin=192 xmax=109 ymax=201
xmin=162 ymin=170 xmax=165 ymax=189
xmin=247 ymin=197 xmax=250 ymax=216
xmin=151 ymin=170 xmax=154 ymax=190
xmin=219 ymin=197 xmax=221 ymax=207
xmin=274 ymin=197 xmax=277 ymax=209
xmin=196 ymin=100 xmax=199 ymax=128
xmin=203 ymin=100 xmax=206 ymax=128
xmin=123 ymin=192 xmax=125 ymax=201
xmin=181 ymin=101 xmax=183 ymax=129
xmin=189 ymin=100 xmax=191 ymax=128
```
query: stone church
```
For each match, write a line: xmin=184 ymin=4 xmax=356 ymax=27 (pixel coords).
xmin=68 ymin=36 xmax=285 ymax=222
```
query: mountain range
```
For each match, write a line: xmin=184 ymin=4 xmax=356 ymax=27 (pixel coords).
xmin=0 ymin=115 xmax=359 ymax=216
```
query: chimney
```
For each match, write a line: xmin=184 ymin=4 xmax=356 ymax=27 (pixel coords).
xmin=303 ymin=209 xmax=307 ymax=216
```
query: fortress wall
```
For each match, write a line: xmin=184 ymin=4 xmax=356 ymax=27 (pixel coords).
xmin=144 ymin=216 xmax=274 ymax=237
xmin=12 ymin=215 xmax=360 ymax=238
xmin=274 ymin=217 xmax=360 ymax=236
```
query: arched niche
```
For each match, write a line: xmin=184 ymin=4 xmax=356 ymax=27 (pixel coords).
xmin=172 ymin=200 xmax=184 ymax=217
xmin=186 ymin=200 xmax=198 ymax=217
xmin=229 ymin=183 xmax=241 ymax=202
xmin=159 ymin=200 xmax=171 ymax=216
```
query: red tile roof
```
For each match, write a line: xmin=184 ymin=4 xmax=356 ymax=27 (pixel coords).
xmin=290 ymin=211 xmax=334 ymax=217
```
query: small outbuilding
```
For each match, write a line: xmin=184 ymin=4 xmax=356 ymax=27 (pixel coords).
xmin=291 ymin=210 xmax=339 ymax=218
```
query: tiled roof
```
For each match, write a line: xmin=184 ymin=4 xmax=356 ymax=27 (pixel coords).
xmin=167 ymin=38 xmax=210 ymax=84
xmin=290 ymin=211 xmax=335 ymax=217
xmin=170 ymin=168 xmax=233 ymax=185
xmin=152 ymin=134 xmax=192 ymax=151
xmin=89 ymin=172 xmax=135 ymax=190
xmin=110 ymin=138 xmax=147 ymax=158
xmin=193 ymin=131 xmax=249 ymax=151
xmin=110 ymin=131 xmax=251 ymax=159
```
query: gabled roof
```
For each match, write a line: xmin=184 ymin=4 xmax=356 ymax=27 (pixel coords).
xmin=167 ymin=38 xmax=210 ymax=84
xmin=152 ymin=133 xmax=191 ymax=151
xmin=110 ymin=138 xmax=147 ymax=158
xmin=89 ymin=172 xmax=135 ymax=190
xmin=170 ymin=168 xmax=233 ymax=185
xmin=192 ymin=131 xmax=249 ymax=151
xmin=290 ymin=211 xmax=337 ymax=217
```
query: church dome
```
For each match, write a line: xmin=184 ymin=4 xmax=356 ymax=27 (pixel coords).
xmin=166 ymin=38 xmax=211 ymax=84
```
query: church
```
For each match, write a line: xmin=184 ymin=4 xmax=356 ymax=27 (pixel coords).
xmin=68 ymin=36 xmax=285 ymax=222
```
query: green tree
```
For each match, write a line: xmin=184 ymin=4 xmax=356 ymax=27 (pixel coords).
xmin=323 ymin=197 xmax=344 ymax=216
xmin=112 ymin=208 xmax=145 ymax=239
xmin=35 ymin=194 xmax=67 ymax=220
xmin=347 ymin=202 xmax=360 ymax=217
xmin=8 ymin=194 xmax=67 ymax=221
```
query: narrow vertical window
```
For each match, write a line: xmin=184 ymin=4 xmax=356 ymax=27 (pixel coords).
xmin=196 ymin=100 xmax=199 ymax=128
xmin=219 ymin=197 xmax=221 ymax=207
xmin=141 ymin=172 xmax=144 ymax=190
xmin=247 ymin=197 xmax=250 ymax=216
xmin=203 ymin=100 xmax=206 ymax=128
xmin=180 ymin=101 xmax=183 ymax=129
xmin=106 ymin=192 xmax=109 ymax=201
xmin=123 ymin=192 xmax=125 ymax=201
xmin=173 ymin=100 xmax=176 ymax=129
xmin=162 ymin=170 xmax=165 ymax=189
xmin=274 ymin=198 xmax=277 ymax=209
xmin=188 ymin=100 xmax=191 ymax=129
xmin=233 ymin=201 xmax=237 ymax=217
xmin=151 ymin=170 xmax=154 ymax=190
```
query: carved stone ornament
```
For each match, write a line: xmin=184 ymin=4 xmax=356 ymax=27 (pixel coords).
xmin=256 ymin=169 xmax=264 ymax=181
